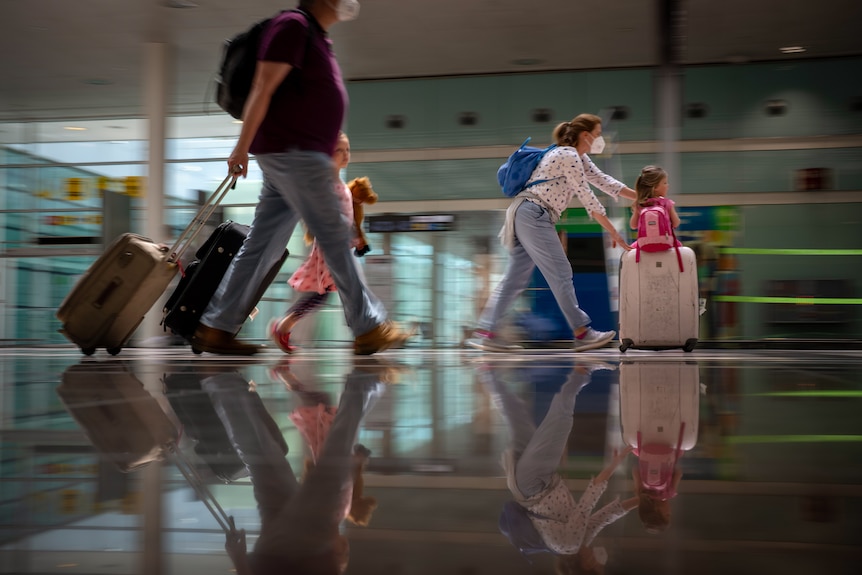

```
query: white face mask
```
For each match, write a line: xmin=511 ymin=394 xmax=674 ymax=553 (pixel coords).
xmin=589 ymin=134 xmax=606 ymax=155
xmin=329 ymin=0 xmax=360 ymax=21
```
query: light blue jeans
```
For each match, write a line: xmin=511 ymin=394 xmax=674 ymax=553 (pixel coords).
xmin=482 ymin=364 xmax=589 ymax=498
xmin=477 ymin=201 xmax=591 ymax=333
xmin=203 ymin=368 xmax=380 ymax=561
xmin=200 ymin=150 xmax=386 ymax=336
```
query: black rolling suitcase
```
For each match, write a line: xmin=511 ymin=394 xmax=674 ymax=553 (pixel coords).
xmin=161 ymin=222 xmax=288 ymax=342
xmin=162 ymin=370 xmax=288 ymax=483
xmin=162 ymin=221 xmax=248 ymax=339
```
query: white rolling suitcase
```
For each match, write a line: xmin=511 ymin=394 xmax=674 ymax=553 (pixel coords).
xmin=618 ymin=360 xmax=700 ymax=497
xmin=618 ymin=246 xmax=699 ymax=352
xmin=619 ymin=361 xmax=700 ymax=452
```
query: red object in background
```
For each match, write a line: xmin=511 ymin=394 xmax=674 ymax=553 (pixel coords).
xmin=794 ymin=168 xmax=832 ymax=191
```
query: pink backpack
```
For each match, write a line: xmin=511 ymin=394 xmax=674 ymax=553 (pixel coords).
xmin=635 ymin=424 xmax=685 ymax=501
xmin=635 ymin=199 xmax=684 ymax=271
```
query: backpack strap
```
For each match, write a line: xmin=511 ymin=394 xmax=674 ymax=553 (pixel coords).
xmin=523 ymin=144 xmax=559 ymax=190
xmin=670 ymin=227 xmax=684 ymax=272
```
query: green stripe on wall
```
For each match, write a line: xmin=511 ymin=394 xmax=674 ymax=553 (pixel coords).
xmin=722 ymin=248 xmax=862 ymax=256
xmin=728 ymin=435 xmax=862 ymax=444
xmin=754 ymin=391 xmax=862 ymax=398
xmin=713 ymin=296 xmax=862 ymax=305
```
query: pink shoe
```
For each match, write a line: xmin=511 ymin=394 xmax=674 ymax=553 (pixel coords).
xmin=268 ymin=319 xmax=298 ymax=354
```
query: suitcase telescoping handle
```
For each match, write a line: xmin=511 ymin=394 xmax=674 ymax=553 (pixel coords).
xmin=166 ymin=168 xmax=241 ymax=265
xmin=167 ymin=444 xmax=234 ymax=534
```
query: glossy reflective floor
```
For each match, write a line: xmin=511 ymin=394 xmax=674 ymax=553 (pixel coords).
xmin=1 ymin=346 xmax=861 ymax=574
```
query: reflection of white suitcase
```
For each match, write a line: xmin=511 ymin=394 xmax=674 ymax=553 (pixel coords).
xmin=619 ymin=361 xmax=700 ymax=496
xmin=619 ymin=361 xmax=700 ymax=451
xmin=618 ymin=246 xmax=698 ymax=352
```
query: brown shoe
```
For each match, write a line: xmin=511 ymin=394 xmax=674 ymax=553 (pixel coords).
xmin=353 ymin=356 xmax=410 ymax=383
xmin=191 ymin=324 xmax=264 ymax=356
xmin=353 ymin=321 xmax=414 ymax=355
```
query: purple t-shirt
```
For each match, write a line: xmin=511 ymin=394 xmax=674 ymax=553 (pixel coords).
xmin=250 ymin=11 xmax=347 ymax=156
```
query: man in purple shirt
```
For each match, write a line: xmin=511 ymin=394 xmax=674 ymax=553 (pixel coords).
xmin=193 ymin=0 xmax=412 ymax=356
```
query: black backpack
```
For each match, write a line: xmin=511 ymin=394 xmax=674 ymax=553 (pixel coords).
xmin=215 ymin=9 xmax=309 ymax=119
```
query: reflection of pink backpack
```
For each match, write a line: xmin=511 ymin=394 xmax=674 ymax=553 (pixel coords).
xmin=635 ymin=424 xmax=685 ymax=501
xmin=635 ymin=198 xmax=683 ymax=271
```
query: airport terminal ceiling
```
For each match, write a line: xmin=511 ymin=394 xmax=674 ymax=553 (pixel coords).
xmin=2 ymin=0 xmax=862 ymax=120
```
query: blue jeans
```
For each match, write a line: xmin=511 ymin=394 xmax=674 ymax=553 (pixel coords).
xmin=481 ymin=364 xmax=588 ymax=498
xmin=203 ymin=368 xmax=380 ymax=560
xmin=200 ymin=151 xmax=386 ymax=336
xmin=477 ymin=201 xmax=591 ymax=333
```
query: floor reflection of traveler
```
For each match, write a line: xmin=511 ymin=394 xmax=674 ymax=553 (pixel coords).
xmin=203 ymin=361 xmax=389 ymax=575
xmin=479 ymin=361 xmax=638 ymax=574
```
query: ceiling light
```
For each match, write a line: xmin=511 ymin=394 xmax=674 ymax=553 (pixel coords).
xmin=780 ymin=46 xmax=806 ymax=54
xmin=232 ymin=120 xmax=243 ymax=124
xmin=511 ymin=58 xmax=544 ymax=66
xmin=164 ymin=0 xmax=198 ymax=7
xmin=63 ymin=126 xmax=87 ymax=131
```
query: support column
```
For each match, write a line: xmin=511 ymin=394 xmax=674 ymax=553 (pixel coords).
xmin=656 ymin=0 xmax=686 ymax=193
xmin=656 ymin=68 xmax=682 ymax=191
xmin=139 ymin=42 xmax=171 ymax=345
xmin=140 ymin=459 xmax=165 ymax=575
xmin=431 ymin=233 xmax=442 ymax=346
xmin=0 ymin=146 xmax=7 ymax=341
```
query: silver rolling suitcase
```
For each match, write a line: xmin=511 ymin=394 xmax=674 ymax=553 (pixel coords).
xmin=58 ymin=363 xmax=237 ymax=535
xmin=56 ymin=172 xmax=238 ymax=355
xmin=618 ymin=246 xmax=699 ymax=352
xmin=57 ymin=363 xmax=180 ymax=472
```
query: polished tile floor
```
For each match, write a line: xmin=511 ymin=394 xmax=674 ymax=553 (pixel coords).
xmin=1 ymin=346 xmax=861 ymax=574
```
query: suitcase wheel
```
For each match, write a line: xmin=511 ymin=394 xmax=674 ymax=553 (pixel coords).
xmin=683 ymin=338 xmax=697 ymax=353
xmin=191 ymin=346 xmax=203 ymax=355
xmin=107 ymin=346 xmax=122 ymax=356
xmin=619 ymin=339 xmax=633 ymax=353
xmin=81 ymin=347 xmax=96 ymax=356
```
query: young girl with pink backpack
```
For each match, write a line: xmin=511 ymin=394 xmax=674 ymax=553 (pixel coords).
xmin=630 ymin=166 xmax=684 ymax=269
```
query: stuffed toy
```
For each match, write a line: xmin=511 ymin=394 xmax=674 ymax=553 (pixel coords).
xmin=301 ymin=443 xmax=378 ymax=527
xmin=346 ymin=443 xmax=378 ymax=526
xmin=347 ymin=177 xmax=378 ymax=257
xmin=301 ymin=176 xmax=378 ymax=257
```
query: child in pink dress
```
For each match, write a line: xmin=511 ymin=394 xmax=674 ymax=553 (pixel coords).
xmin=629 ymin=165 xmax=681 ymax=231
xmin=268 ymin=132 xmax=373 ymax=353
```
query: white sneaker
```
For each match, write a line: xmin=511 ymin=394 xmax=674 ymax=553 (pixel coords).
xmin=464 ymin=331 xmax=523 ymax=352
xmin=579 ymin=360 xmax=618 ymax=374
xmin=571 ymin=328 xmax=616 ymax=352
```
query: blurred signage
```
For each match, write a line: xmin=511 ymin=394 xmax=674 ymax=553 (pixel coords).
xmin=64 ymin=178 xmax=87 ymax=200
xmin=123 ymin=176 xmax=145 ymax=197
xmin=59 ymin=176 xmax=141 ymax=201
xmin=366 ymin=214 xmax=456 ymax=233
xmin=42 ymin=214 xmax=102 ymax=226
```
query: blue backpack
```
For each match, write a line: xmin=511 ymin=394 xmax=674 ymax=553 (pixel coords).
xmin=498 ymin=500 xmax=558 ymax=558
xmin=497 ymin=138 xmax=557 ymax=197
